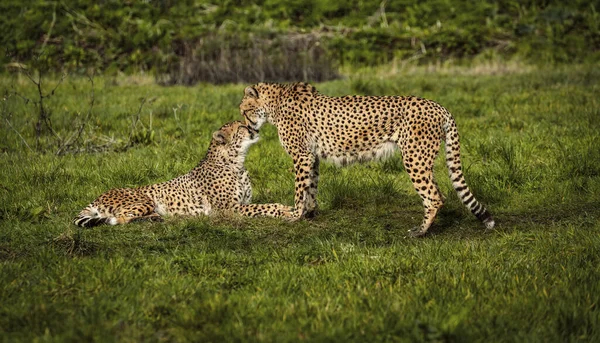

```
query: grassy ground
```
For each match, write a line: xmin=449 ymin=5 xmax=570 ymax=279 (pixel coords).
xmin=1 ymin=64 xmax=599 ymax=342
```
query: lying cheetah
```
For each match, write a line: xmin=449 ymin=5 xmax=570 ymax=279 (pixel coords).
xmin=74 ymin=121 xmax=294 ymax=227
xmin=239 ymin=82 xmax=494 ymax=236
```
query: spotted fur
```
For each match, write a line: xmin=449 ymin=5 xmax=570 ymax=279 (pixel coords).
xmin=239 ymin=82 xmax=494 ymax=236
xmin=74 ymin=121 xmax=294 ymax=227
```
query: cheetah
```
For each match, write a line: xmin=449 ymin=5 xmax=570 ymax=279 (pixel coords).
xmin=239 ymin=82 xmax=494 ymax=236
xmin=74 ymin=121 xmax=294 ymax=227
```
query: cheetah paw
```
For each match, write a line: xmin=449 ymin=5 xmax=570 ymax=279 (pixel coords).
xmin=282 ymin=208 xmax=301 ymax=221
xmin=407 ymin=227 xmax=427 ymax=238
xmin=303 ymin=209 xmax=318 ymax=219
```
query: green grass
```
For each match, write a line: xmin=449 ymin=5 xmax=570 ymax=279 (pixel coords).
xmin=1 ymin=64 xmax=600 ymax=342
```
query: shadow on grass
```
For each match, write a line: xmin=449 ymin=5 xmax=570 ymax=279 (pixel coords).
xmin=0 ymin=245 xmax=22 ymax=261
xmin=44 ymin=200 xmax=600 ymax=262
xmin=493 ymin=203 xmax=599 ymax=229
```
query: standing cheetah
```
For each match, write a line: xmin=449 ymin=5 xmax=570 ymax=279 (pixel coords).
xmin=74 ymin=121 xmax=294 ymax=227
xmin=239 ymin=82 xmax=494 ymax=236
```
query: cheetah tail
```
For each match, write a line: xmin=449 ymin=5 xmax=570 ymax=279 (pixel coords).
xmin=73 ymin=208 xmax=114 ymax=228
xmin=443 ymin=117 xmax=495 ymax=230
xmin=73 ymin=214 xmax=110 ymax=228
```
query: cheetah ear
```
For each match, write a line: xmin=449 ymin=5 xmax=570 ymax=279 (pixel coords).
xmin=212 ymin=130 xmax=227 ymax=145
xmin=245 ymin=86 xmax=258 ymax=98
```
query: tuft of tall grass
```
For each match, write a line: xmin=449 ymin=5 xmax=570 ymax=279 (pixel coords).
xmin=159 ymin=31 xmax=339 ymax=85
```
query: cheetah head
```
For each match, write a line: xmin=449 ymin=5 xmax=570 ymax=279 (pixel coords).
xmin=239 ymin=83 xmax=281 ymax=132
xmin=212 ymin=121 xmax=259 ymax=159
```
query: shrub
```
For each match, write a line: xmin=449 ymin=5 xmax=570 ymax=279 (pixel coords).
xmin=159 ymin=30 xmax=339 ymax=85
xmin=1 ymin=0 xmax=598 ymax=82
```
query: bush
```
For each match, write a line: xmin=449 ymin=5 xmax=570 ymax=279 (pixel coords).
xmin=1 ymin=0 xmax=598 ymax=83
xmin=159 ymin=30 xmax=339 ymax=85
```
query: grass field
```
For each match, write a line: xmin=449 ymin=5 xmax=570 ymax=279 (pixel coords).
xmin=1 ymin=64 xmax=599 ymax=342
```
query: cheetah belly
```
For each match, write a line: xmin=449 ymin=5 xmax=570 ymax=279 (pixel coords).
xmin=143 ymin=179 xmax=211 ymax=217
xmin=154 ymin=192 xmax=211 ymax=216
xmin=311 ymin=120 xmax=399 ymax=166
xmin=316 ymin=141 xmax=398 ymax=166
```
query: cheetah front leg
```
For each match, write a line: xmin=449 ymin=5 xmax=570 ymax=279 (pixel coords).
xmin=233 ymin=203 xmax=297 ymax=219
xmin=304 ymin=158 xmax=320 ymax=218
xmin=292 ymin=152 xmax=319 ymax=218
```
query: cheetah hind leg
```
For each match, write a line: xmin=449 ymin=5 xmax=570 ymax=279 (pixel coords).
xmin=129 ymin=213 xmax=164 ymax=223
xmin=402 ymin=142 xmax=445 ymax=237
xmin=407 ymin=202 xmax=443 ymax=237
xmin=114 ymin=203 xmax=160 ymax=225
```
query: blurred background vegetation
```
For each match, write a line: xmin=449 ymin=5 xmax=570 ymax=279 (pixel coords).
xmin=2 ymin=0 xmax=599 ymax=84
